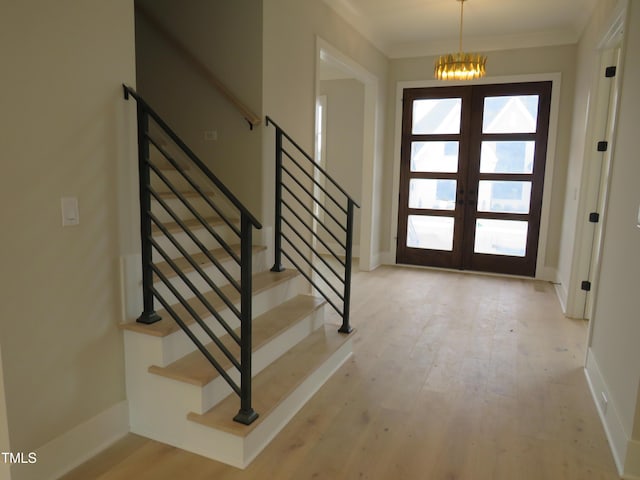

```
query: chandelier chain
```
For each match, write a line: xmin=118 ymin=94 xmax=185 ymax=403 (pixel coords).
xmin=434 ymin=0 xmax=486 ymax=80
xmin=459 ymin=0 xmax=464 ymax=53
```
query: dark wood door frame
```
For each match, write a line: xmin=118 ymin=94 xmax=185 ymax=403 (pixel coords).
xmin=396 ymin=81 xmax=553 ymax=277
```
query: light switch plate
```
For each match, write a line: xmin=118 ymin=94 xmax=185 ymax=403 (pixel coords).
xmin=61 ymin=197 xmax=79 ymax=226
xmin=204 ymin=130 xmax=217 ymax=141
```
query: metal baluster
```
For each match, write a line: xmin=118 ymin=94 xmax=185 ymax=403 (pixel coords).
xmin=271 ymin=126 xmax=285 ymax=272
xmin=234 ymin=212 xmax=259 ymax=425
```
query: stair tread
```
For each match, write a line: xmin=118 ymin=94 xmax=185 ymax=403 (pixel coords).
xmin=154 ymin=244 xmax=266 ymax=280
xmin=148 ymin=295 xmax=326 ymax=386
xmin=152 ymin=216 xmax=236 ymax=235
xmin=120 ymin=269 xmax=300 ymax=337
xmin=187 ymin=325 xmax=351 ymax=436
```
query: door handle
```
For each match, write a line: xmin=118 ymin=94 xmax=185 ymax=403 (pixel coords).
xmin=467 ymin=188 xmax=477 ymax=205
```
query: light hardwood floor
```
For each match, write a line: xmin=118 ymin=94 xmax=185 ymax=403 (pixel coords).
xmin=60 ymin=266 xmax=620 ymax=480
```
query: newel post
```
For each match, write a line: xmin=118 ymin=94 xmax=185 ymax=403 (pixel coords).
xmin=135 ymin=103 xmax=161 ymax=325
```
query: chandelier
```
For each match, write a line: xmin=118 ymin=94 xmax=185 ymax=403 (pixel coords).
xmin=434 ymin=0 xmax=487 ymax=80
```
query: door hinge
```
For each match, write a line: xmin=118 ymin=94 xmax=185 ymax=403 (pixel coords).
xmin=581 ymin=281 xmax=592 ymax=292
xmin=589 ymin=212 xmax=600 ymax=223
xmin=605 ymin=66 xmax=617 ymax=78
xmin=597 ymin=141 xmax=608 ymax=152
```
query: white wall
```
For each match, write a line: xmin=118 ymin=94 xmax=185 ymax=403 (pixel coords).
xmin=586 ymin=0 xmax=640 ymax=476
xmin=0 ymin=0 xmax=136 ymax=476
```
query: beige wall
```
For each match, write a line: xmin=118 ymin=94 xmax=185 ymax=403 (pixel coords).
xmin=588 ymin=0 xmax=640 ymax=470
xmin=0 ymin=0 xmax=135 ymax=457
xmin=135 ymin=0 xmax=264 ymax=215
xmin=319 ymin=79 xmax=365 ymax=247
xmin=262 ymin=0 xmax=388 ymax=259
xmin=385 ymin=44 xmax=577 ymax=270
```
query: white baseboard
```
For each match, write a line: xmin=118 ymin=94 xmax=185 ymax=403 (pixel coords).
xmin=554 ymin=280 xmax=568 ymax=314
xmin=11 ymin=401 xmax=129 ymax=480
xmin=585 ymin=350 xmax=639 ymax=479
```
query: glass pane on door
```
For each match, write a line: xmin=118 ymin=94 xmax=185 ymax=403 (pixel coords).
xmin=409 ymin=179 xmax=456 ymax=210
xmin=480 ymin=141 xmax=535 ymax=174
xmin=482 ymin=95 xmax=539 ymax=133
xmin=407 ymin=215 xmax=454 ymax=251
xmin=412 ymin=98 xmax=462 ymax=134
xmin=474 ymin=219 xmax=528 ymax=257
xmin=411 ymin=141 xmax=459 ymax=173
xmin=477 ymin=181 xmax=532 ymax=214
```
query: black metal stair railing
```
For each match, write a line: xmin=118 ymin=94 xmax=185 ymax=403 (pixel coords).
xmin=123 ymin=85 xmax=261 ymax=425
xmin=266 ymin=116 xmax=359 ymax=334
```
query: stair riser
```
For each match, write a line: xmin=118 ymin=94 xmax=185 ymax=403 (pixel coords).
xmin=124 ymin=344 xmax=246 ymax=467
xmin=151 ymin=249 xmax=268 ymax=308
xmin=129 ymin=401 xmax=246 ymax=469
xmin=124 ymin=333 xmax=208 ymax=415
xmin=123 ymin=316 xmax=235 ymax=377
xmin=151 ymin=196 xmax=225 ymax=224
xmin=126 ymin=275 xmax=304 ymax=367
xmin=151 ymin=224 xmax=239 ymax=260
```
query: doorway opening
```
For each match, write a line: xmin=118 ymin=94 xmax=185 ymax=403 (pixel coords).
xmin=561 ymin=4 xmax=626 ymax=323
xmin=315 ymin=38 xmax=381 ymax=272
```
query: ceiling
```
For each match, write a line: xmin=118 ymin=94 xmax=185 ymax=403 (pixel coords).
xmin=322 ymin=0 xmax=598 ymax=58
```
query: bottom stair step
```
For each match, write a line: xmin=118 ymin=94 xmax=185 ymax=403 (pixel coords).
xmin=148 ymin=294 xmax=326 ymax=388
xmin=186 ymin=325 xmax=353 ymax=467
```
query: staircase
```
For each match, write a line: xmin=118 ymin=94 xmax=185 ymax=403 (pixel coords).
xmin=120 ymin=86 xmax=355 ymax=468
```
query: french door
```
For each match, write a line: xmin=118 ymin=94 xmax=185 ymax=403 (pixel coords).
xmin=396 ymin=82 xmax=552 ymax=277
